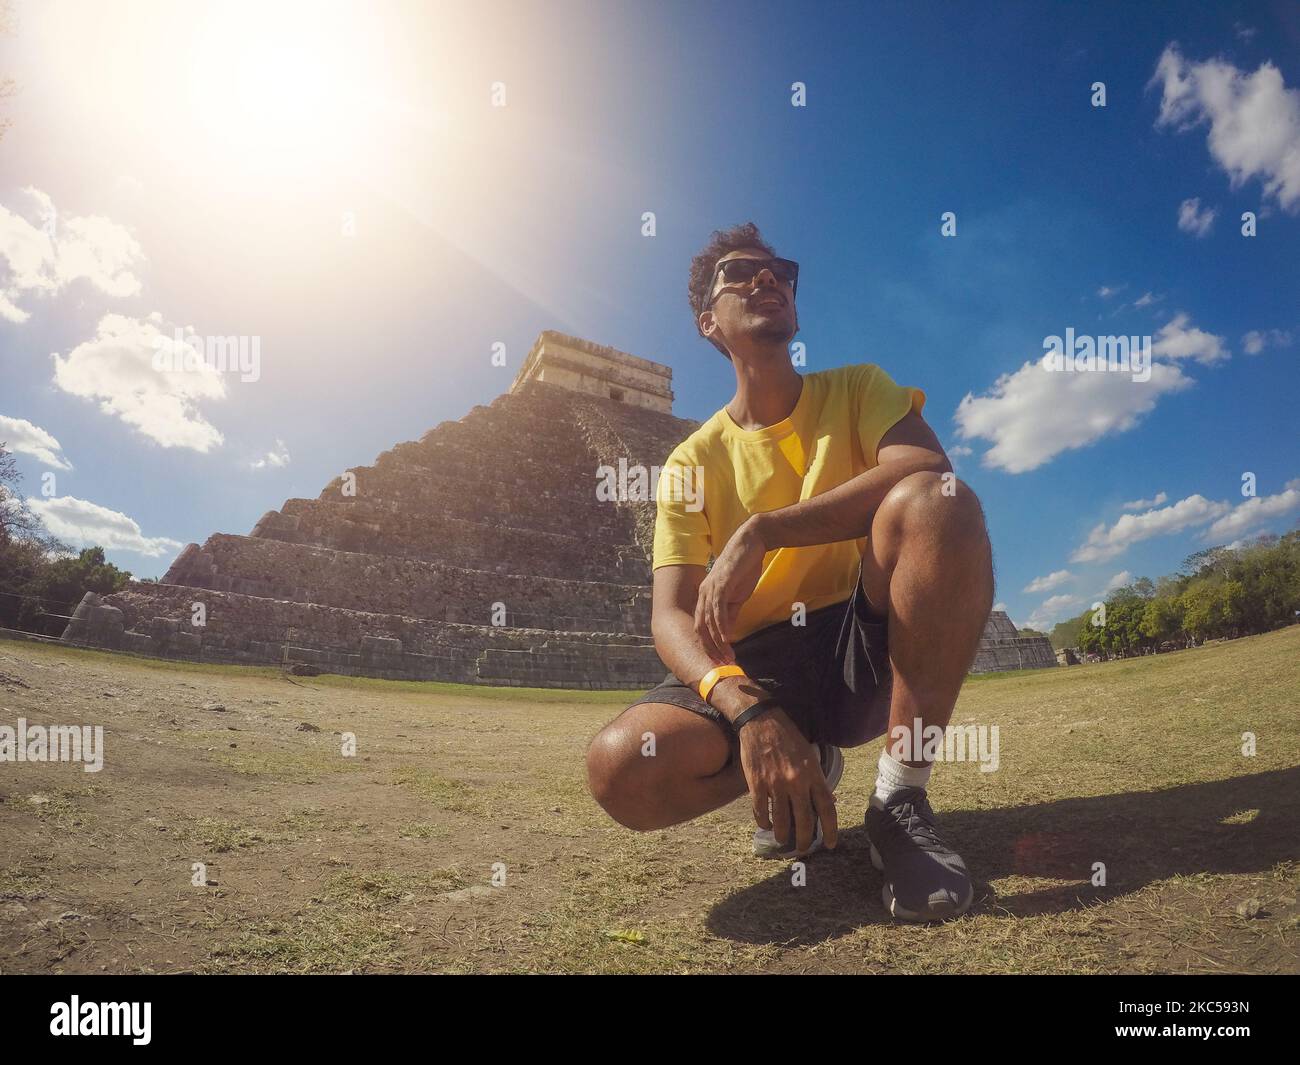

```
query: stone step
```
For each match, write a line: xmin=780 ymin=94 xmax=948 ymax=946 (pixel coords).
xmin=280 ymin=489 xmax=628 ymax=544
xmin=314 ymin=464 xmax=629 ymax=527
xmin=163 ymin=534 xmax=653 ymax=632
xmin=329 ymin=450 xmax=615 ymax=503
xmin=253 ymin=499 xmax=649 ymax=581
xmin=379 ymin=431 xmax=605 ymax=491
xmin=63 ymin=586 xmax=664 ymax=689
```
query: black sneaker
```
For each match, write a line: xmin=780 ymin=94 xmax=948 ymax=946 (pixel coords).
xmin=864 ymin=787 xmax=973 ymax=921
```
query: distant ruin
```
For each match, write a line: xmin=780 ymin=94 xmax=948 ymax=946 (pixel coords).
xmin=971 ymin=612 xmax=1058 ymax=673
xmin=64 ymin=331 xmax=1055 ymax=686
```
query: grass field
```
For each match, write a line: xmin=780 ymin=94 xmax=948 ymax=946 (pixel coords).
xmin=1 ymin=628 xmax=1297 ymax=974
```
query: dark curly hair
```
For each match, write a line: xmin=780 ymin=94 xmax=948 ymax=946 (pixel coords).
xmin=687 ymin=222 xmax=776 ymax=358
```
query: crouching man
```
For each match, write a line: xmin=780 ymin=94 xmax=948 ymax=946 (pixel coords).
xmin=586 ymin=223 xmax=993 ymax=922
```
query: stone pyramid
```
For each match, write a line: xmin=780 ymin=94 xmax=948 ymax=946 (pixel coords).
xmin=971 ymin=611 xmax=1056 ymax=673
xmin=64 ymin=330 xmax=1056 ymax=684
xmin=65 ymin=332 xmax=699 ymax=689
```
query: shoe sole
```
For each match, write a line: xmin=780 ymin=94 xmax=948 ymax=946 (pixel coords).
xmin=752 ymin=745 xmax=844 ymax=859
xmin=869 ymin=842 xmax=974 ymax=922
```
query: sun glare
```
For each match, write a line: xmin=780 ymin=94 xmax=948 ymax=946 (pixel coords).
xmin=185 ymin=3 xmax=379 ymax=173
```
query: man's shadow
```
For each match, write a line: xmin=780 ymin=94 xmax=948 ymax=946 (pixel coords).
xmin=706 ymin=765 xmax=1300 ymax=946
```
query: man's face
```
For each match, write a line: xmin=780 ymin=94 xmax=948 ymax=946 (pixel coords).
xmin=700 ymin=248 xmax=798 ymax=353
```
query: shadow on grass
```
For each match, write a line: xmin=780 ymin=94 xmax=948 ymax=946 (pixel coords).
xmin=706 ymin=766 xmax=1300 ymax=946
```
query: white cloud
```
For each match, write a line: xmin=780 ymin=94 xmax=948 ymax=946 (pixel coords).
xmin=1024 ymin=569 xmax=1073 ymax=593
xmin=1242 ymin=328 xmax=1293 ymax=355
xmin=956 ymin=307 xmax=1229 ymax=473
xmin=0 ymin=415 xmax=72 ymax=470
xmin=0 ymin=187 xmax=143 ymax=323
xmin=954 ymin=358 xmax=1193 ymax=474
xmin=1097 ymin=284 xmax=1123 ymax=298
xmin=993 ymin=602 xmax=1008 ymax=613
xmin=1176 ymin=197 xmax=1217 ymax=237
xmin=1204 ymin=484 xmax=1300 ymax=542
xmin=50 ymin=313 xmax=226 ymax=451
xmin=28 ymin=495 xmax=182 ymax=557
xmin=251 ymin=439 xmax=290 ymax=469
xmin=1152 ymin=312 xmax=1229 ymax=364
xmin=1072 ymin=494 xmax=1231 ymax=563
xmin=1103 ymin=570 xmax=1134 ymax=593
xmin=1027 ymin=594 xmax=1083 ymax=631
xmin=1134 ymin=291 xmax=1162 ymax=307
xmin=948 ymin=445 xmax=973 ymax=457
xmin=1151 ymin=44 xmax=1300 ymax=212
xmin=1123 ymin=491 xmax=1168 ymax=510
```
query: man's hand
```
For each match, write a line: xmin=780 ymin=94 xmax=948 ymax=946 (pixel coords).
xmin=694 ymin=517 xmax=766 ymax=664
xmin=736 ymin=702 xmax=838 ymax=854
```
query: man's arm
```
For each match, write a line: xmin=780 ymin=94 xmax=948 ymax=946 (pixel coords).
xmin=652 ymin=564 xmax=778 ymax=723
xmin=651 ymin=564 xmax=837 ymax=853
xmin=652 ymin=564 xmax=726 ymax=692
xmin=752 ymin=410 xmax=950 ymax=549
xmin=693 ymin=411 xmax=950 ymax=660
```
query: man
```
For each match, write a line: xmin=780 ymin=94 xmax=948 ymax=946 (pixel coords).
xmin=586 ymin=222 xmax=994 ymax=922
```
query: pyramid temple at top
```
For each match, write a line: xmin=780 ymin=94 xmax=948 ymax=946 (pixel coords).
xmin=64 ymin=331 xmax=1056 ymax=686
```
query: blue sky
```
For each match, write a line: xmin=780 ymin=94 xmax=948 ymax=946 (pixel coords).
xmin=1 ymin=0 xmax=1297 ymax=631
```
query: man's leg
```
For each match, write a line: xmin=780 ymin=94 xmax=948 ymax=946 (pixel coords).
xmin=586 ymin=702 xmax=746 ymax=831
xmin=857 ymin=469 xmax=993 ymax=920
xmin=859 ymin=470 xmax=993 ymax=755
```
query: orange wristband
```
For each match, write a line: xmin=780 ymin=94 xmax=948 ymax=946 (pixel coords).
xmin=697 ymin=664 xmax=747 ymax=705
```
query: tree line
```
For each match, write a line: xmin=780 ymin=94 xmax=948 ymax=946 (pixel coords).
xmin=0 ymin=445 xmax=132 ymax=634
xmin=1048 ymin=531 xmax=1300 ymax=658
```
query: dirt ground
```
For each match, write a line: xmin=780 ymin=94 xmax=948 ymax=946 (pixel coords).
xmin=1 ymin=629 xmax=1297 ymax=974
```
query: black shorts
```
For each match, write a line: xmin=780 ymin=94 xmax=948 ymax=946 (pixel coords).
xmin=626 ymin=568 xmax=891 ymax=749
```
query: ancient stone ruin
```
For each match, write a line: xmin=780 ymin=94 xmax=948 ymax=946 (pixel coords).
xmin=64 ymin=331 xmax=1055 ymax=685
xmin=970 ymin=612 xmax=1057 ymax=673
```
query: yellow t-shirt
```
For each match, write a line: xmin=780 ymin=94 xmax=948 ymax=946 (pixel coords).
xmin=653 ymin=363 xmax=925 ymax=642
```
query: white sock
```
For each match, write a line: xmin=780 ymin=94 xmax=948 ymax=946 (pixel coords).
xmin=871 ymin=749 xmax=932 ymax=810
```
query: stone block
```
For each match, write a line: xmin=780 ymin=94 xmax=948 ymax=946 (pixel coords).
xmin=170 ymin=631 xmax=201 ymax=656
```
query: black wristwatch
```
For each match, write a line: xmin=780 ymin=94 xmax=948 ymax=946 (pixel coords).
xmin=730 ymin=697 xmax=779 ymax=734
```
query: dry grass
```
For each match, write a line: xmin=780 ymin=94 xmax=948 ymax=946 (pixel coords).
xmin=0 ymin=628 xmax=1296 ymax=973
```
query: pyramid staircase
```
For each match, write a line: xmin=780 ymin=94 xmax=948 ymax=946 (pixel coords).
xmin=64 ymin=338 xmax=700 ymax=688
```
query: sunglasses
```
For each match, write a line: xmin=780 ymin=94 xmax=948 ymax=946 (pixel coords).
xmin=704 ymin=256 xmax=799 ymax=308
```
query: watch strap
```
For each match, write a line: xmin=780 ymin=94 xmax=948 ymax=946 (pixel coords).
xmin=730 ymin=697 xmax=779 ymax=734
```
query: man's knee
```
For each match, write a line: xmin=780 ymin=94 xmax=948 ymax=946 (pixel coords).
xmin=585 ymin=719 xmax=662 ymax=832
xmin=877 ymin=470 xmax=987 ymax=545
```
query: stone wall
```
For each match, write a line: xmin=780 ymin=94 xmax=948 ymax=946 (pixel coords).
xmin=64 ymin=585 xmax=666 ymax=689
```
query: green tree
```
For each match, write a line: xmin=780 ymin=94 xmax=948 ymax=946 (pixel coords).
xmin=1180 ymin=546 xmax=1234 ymax=580
xmin=1140 ymin=594 xmax=1184 ymax=644
xmin=1180 ymin=578 xmax=1242 ymax=640
xmin=0 ymin=445 xmax=130 ymax=633
xmin=1050 ymin=607 xmax=1092 ymax=651
xmin=27 ymin=547 xmax=132 ymax=628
